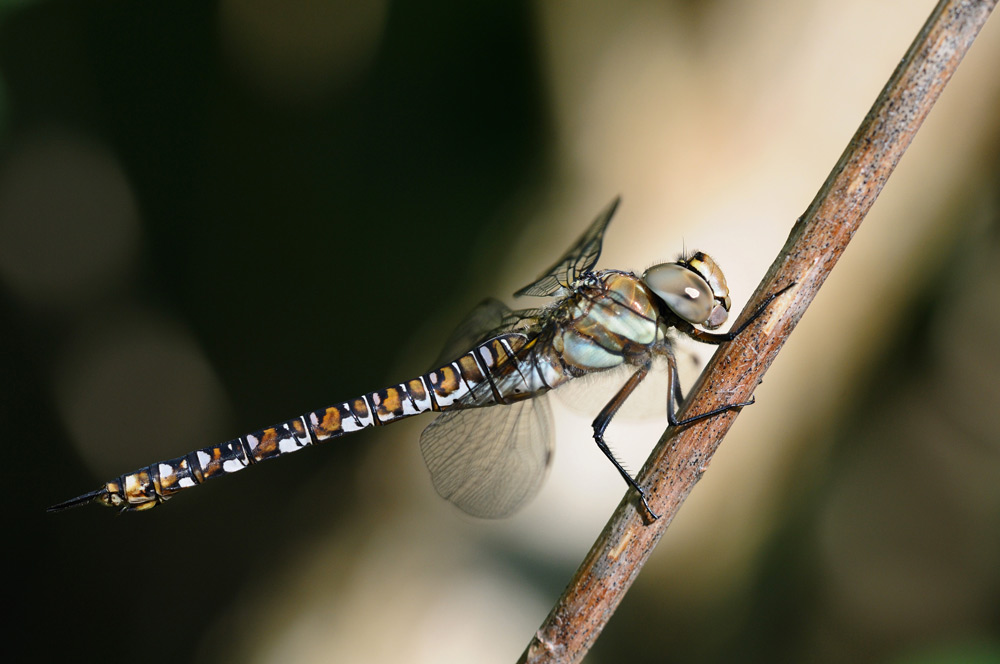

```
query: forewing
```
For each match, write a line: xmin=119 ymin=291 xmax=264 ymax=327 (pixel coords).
xmin=513 ymin=196 xmax=621 ymax=298
xmin=432 ymin=298 xmax=546 ymax=368
xmin=419 ymin=395 xmax=554 ymax=518
xmin=433 ymin=298 xmax=512 ymax=368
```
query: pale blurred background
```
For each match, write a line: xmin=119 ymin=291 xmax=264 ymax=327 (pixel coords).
xmin=5 ymin=1 xmax=1000 ymax=663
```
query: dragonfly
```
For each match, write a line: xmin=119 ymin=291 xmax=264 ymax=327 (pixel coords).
xmin=49 ymin=197 xmax=788 ymax=519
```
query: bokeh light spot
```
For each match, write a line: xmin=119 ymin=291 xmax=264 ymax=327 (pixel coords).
xmin=53 ymin=309 xmax=231 ymax=476
xmin=0 ymin=130 xmax=139 ymax=309
xmin=218 ymin=0 xmax=387 ymax=106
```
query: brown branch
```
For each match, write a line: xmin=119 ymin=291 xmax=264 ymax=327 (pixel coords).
xmin=519 ymin=1 xmax=997 ymax=662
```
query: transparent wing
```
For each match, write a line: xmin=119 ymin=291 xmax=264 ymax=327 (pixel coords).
xmin=513 ymin=196 xmax=621 ymax=298
xmin=553 ymin=356 xmax=674 ymax=420
xmin=419 ymin=395 xmax=554 ymax=518
xmin=432 ymin=298 xmax=546 ymax=368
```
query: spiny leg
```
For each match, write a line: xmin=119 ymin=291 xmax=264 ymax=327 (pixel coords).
xmin=671 ymin=359 xmax=684 ymax=411
xmin=680 ymin=282 xmax=795 ymax=345
xmin=665 ymin=351 xmax=754 ymax=427
xmin=592 ymin=363 xmax=660 ymax=520
xmin=663 ymin=285 xmax=793 ymax=423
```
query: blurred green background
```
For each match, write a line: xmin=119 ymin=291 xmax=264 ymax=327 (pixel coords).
xmin=3 ymin=1 xmax=1000 ymax=663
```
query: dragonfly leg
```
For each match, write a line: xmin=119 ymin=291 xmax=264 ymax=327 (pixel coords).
xmin=680 ymin=282 xmax=795 ymax=345
xmin=592 ymin=363 xmax=660 ymax=520
xmin=665 ymin=353 xmax=754 ymax=427
xmin=671 ymin=361 xmax=685 ymax=410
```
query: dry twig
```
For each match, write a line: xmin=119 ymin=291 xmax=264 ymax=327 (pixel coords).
xmin=519 ymin=1 xmax=997 ymax=661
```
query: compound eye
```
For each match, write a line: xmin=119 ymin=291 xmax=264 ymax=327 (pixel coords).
xmin=642 ymin=263 xmax=715 ymax=325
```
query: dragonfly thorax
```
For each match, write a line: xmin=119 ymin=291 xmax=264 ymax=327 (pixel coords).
xmin=642 ymin=252 xmax=732 ymax=330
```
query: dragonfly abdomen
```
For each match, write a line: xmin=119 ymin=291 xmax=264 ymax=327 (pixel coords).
xmin=49 ymin=333 xmax=535 ymax=512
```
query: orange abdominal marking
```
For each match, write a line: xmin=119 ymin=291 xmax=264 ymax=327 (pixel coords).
xmin=440 ymin=366 xmax=459 ymax=392
xmin=319 ymin=407 xmax=342 ymax=435
xmin=382 ymin=388 xmax=401 ymax=412
xmin=408 ymin=379 xmax=427 ymax=401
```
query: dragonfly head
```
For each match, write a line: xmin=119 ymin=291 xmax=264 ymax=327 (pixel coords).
xmin=642 ymin=252 xmax=731 ymax=329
